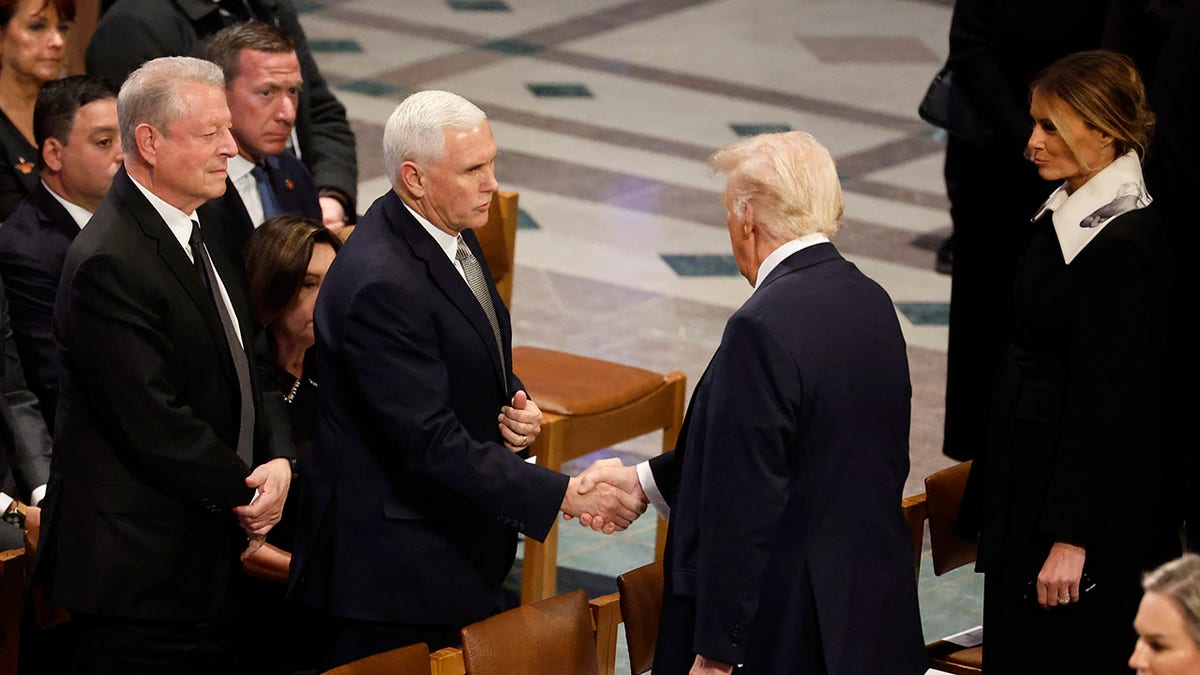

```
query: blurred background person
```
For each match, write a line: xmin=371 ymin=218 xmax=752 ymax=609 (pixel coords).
xmin=1130 ymin=554 xmax=1200 ymax=674
xmin=238 ymin=214 xmax=339 ymax=674
xmin=957 ymin=50 xmax=1181 ymax=673
xmin=939 ymin=0 xmax=1105 ymax=461
xmin=0 ymin=74 xmax=120 ymax=431
xmin=0 ymin=0 xmax=72 ymax=220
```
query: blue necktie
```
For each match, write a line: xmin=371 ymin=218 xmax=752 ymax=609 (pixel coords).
xmin=251 ymin=163 xmax=281 ymax=221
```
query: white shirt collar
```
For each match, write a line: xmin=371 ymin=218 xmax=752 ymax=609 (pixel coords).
xmin=227 ymin=154 xmax=255 ymax=183
xmin=41 ymin=180 xmax=93 ymax=229
xmin=1031 ymin=150 xmax=1151 ymax=264
xmin=128 ymin=174 xmax=199 ymax=261
xmin=402 ymin=199 xmax=460 ymax=266
xmin=754 ymin=233 xmax=830 ymax=289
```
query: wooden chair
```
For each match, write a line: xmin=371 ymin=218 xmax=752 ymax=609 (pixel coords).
xmin=901 ymin=492 xmax=928 ymax=579
xmin=922 ymin=460 xmax=982 ymax=675
xmin=616 ymin=561 xmax=663 ymax=674
xmin=321 ymin=642 xmax=431 ymax=675
xmin=477 ymin=191 xmax=686 ymax=603
xmin=459 ymin=589 xmax=599 ymax=675
xmin=0 ymin=547 xmax=25 ymax=675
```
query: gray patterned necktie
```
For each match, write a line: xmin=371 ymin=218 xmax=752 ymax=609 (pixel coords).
xmin=455 ymin=235 xmax=505 ymax=374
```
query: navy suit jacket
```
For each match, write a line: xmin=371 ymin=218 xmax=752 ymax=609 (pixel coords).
xmin=36 ymin=168 xmax=288 ymax=621
xmin=289 ymin=190 xmax=568 ymax=626
xmin=648 ymin=243 xmax=927 ymax=674
xmin=212 ymin=150 xmax=322 ymax=255
xmin=0 ymin=182 xmax=80 ymax=430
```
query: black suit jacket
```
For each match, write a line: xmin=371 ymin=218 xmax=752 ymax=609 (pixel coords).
xmin=0 ymin=182 xmax=81 ymax=430
xmin=35 ymin=168 xmax=288 ymax=622
xmin=648 ymin=243 xmax=926 ymax=674
xmin=86 ymin=0 xmax=358 ymax=214
xmin=289 ymin=190 xmax=568 ymax=626
xmin=212 ymin=151 xmax=322 ymax=254
xmin=0 ymin=277 xmax=53 ymax=507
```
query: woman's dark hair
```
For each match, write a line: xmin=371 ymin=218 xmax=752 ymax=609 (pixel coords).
xmin=244 ymin=215 xmax=342 ymax=328
xmin=0 ymin=0 xmax=76 ymax=28
xmin=1031 ymin=49 xmax=1155 ymax=161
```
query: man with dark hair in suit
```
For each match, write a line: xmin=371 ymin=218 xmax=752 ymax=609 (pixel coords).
xmin=204 ymin=20 xmax=321 ymax=253
xmin=575 ymin=132 xmax=928 ymax=674
xmin=0 ymin=75 xmax=122 ymax=431
xmin=86 ymin=0 xmax=357 ymax=228
xmin=34 ymin=56 xmax=293 ymax=673
xmin=288 ymin=89 xmax=647 ymax=671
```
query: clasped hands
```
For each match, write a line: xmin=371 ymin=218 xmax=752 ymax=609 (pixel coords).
xmin=560 ymin=458 xmax=648 ymax=535
xmin=233 ymin=456 xmax=293 ymax=560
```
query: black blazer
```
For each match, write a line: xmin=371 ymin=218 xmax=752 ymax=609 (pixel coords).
xmin=35 ymin=168 xmax=288 ymax=622
xmin=212 ymin=150 xmax=322 ymax=255
xmin=0 ymin=182 xmax=81 ymax=430
xmin=0 ymin=277 xmax=53 ymax=505
xmin=0 ymin=109 xmax=39 ymax=222
xmin=289 ymin=190 xmax=568 ymax=626
xmin=648 ymin=244 xmax=926 ymax=674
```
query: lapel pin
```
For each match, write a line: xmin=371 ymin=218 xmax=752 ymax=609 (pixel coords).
xmin=284 ymin=178 xmax=295 ymax=190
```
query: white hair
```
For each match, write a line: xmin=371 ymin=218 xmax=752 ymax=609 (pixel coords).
xmin=118 ymin=56 xmax=225 ymax=156
xmin=383 ymin=90 xmax=488 ymax=186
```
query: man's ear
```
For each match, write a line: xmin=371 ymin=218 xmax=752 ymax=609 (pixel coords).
xmin=42 ymin=138 xmax=65 ymax=173
xmin=400 ymin=161 xmax=424 ymax=198
xmin=134 ymin=123 xmax=158 ymax=167
xmin=741 ymin=202 xmax=757 ymax=240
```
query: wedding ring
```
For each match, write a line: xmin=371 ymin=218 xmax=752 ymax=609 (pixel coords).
xmin=1057 ymin=597 xmax=1070 ymax=605
xmin=519 ymin=434 xmax=528 ymax=446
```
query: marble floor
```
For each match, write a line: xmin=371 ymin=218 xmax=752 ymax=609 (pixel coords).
xmin=297 ymin=0 xmax=982 ymax=671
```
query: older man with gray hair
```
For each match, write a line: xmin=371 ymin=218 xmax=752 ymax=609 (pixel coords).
xmin=34 ymin=56 xmax=293 ymax=673
xmin=288 ymin=89 xmax=646 ymax=669
xmin=575 ymin=131 xmax=928 ymax=674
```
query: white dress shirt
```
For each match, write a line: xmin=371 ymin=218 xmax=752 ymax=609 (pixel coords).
xmin=42 ymin=180 xmax=93 ymax=229
xmin=228 ymin=154 xmax=266 ymax=228
xmin=403 ymin=201 xmax=469 ymax=283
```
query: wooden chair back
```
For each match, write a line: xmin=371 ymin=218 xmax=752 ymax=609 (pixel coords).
xmin=320 ymin=642 xmax=431 ymax=675
xmin=924 ymin=460 xmax=978 ymax=575
xmin=616 ymin=561 xmax=663 ymax=674
xmin=460 ymin=589 xmax=599 ymax=675
xmin=477 ymin=191 xmax=519 ymax=308
xmin=901 ymin=493 xmax=927 ymax=579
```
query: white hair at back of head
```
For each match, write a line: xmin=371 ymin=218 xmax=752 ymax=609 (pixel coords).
xmin=710 ymin=130 xmax=843 ymax=240
xmin=118 ymin=56 xmax=225 ymax=157
xmin=383 ymin=90 xmax=488 ymax=186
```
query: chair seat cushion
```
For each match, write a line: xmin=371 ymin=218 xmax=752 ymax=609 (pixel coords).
xmin=513 ymin=347 xmax=666 ymax=416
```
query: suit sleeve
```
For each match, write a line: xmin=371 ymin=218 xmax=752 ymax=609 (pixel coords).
xmin=0 ymin=282 xmax=51 ymax=500
xmin=692 ymin=313 xmax=797 ymax=665
xmin=341 ymin=278 xmax=567 ymax=541
xmin=60 ymin=253 xmax=254 ymax=509
xmin=946 ymin=0 xmax=1030 ymax=152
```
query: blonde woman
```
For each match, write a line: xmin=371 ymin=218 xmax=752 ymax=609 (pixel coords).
xmin=1130 ymin=554 xmax=1200 ymax=674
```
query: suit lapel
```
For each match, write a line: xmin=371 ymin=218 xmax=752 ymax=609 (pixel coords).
xmin=32 ymin=183 xmax=82 ymax=241
xmin=112 ymin=169 xmax=237 ymax=383
xmin=384 ymin=193 xmax=507 ymax=390
xmin=757 ymin=241 xmax=841 ymax=290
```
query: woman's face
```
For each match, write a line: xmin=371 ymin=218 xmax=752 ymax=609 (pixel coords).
xmin=0 ymin=0 xmax=67 ymax=85
xmin=1027 ymin=88 xmax=1116 ymax=193
xmin=1129 ymin=591 xmax=1200 ymax=674
xmin=272 ymin=242 xmax=336 ymax=350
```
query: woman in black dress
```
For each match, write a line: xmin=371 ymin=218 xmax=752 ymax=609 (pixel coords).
xmin=958 ymin=50 xmax=1183 ymax=673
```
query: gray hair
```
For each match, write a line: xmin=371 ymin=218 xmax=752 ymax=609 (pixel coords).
xmin=1143 ymin=554 xmax=1200 ymax=648
xmin=710 ymin=130 xmax=843 ymax=240
xmin=383 ymin=90 xmax=487 ymax=186
xmin=118 ymin=56 xmax=225 ymax=157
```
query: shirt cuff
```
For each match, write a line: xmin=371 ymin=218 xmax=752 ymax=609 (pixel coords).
xmin=636 ymin=461 xmax=670 ymax=520
xmin=0 ymin=493 xmax=12 ymax=514
xmin=30 ymin=485 xmax=47 ymax=507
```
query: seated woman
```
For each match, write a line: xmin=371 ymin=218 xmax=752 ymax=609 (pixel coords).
xmin=1130 ymin=554 xmax=1200 ymax=674
xmin=240 ymin=214 xmax=341 ymax=672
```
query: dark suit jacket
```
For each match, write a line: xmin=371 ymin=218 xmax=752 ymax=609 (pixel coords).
xmin=0 ymin=109 xmax=39 ymax=222
xmin=35 ymin=168 xmax=288 ymax=622
xmin=86 ymin=0 xmax=358 ymax=214
xmin=0 ymin=182 xmax=81 ymax=430
xmin=212 ymin=151 xmax=322 ymax=255
xmin=289 ymin=190 xmax=568 ymax=626
xmin=648 ymin=243 xmax=926 ymax=675
xmin=0 ymin=277 xmax=52 ymax=506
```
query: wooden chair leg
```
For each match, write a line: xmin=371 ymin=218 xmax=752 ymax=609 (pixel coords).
xmin=521 ymin=520 xmax=560 ymax=604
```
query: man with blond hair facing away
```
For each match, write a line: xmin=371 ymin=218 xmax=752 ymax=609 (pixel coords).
xmin=575 ymin=132 xmax=927 ymax=674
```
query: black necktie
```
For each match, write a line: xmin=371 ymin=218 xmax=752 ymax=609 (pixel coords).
xmin=455 ymin=235 xmax=505 ymax=374
xmin=189 ymin=221 xmax=256 ymax=466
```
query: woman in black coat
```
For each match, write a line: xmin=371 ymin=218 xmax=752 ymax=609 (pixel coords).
xmin=958 ymin=50 xmax=1184 ymax=673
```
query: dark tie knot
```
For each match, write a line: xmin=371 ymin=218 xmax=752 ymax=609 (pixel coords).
xmin=189 ymin=220 xmax=203 ymax=247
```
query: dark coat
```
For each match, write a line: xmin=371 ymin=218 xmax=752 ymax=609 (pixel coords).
xmin=85 ymin=0 xmax=358 ymax=214
xmin=288 ymin=190 xmax=568 ymax=627
xmin=0 ymin=109 xmax=39 ymax=222
xmin=0 ymin=277 xmax=53 ymax=508
xmin=648 ymin=243 xmax=927 ymax=675
xmin=958 ymin=208 xmax=1183 ymax=673
xmin=0 ymin=182 xmax=81 ymax=430
xmin=34 ymin=168 xmax=288 ymax=621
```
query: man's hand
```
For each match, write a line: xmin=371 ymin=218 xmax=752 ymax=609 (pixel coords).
xmin=560 ymin=474 xmax=646 ymax=534
xmin=23 ymin=505 xmax=40 ymax=531
xmin=233 ymin=457 xmax=293 ymax=536
xmin=690 ymin=655 xmax=734 ymax=675
xmin=319 ymin=196 xmax=346 ymax=229
xmin=568 ymin=458 xmax=646 ymax=531
xmin=499 ymin=390 xmax=542 ymax=452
